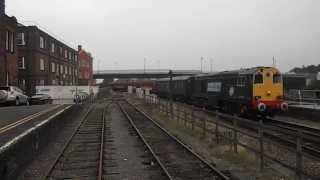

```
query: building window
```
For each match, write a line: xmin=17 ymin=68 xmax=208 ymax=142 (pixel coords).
xmin=64 ymin=50 xmax=68 ymax=58
xmin=69 ymin=52 xmax=72 ymax=60
xmin=40 ymin=36 xmax=45 ymax=49
xmin=18 ymin=57 xmax=26 ymax=69
xmin=5 ymin=31 xmax=9 ymax=50
xmin=10 ymin=32 xmax=14 ymax=53
xmin=51 ymin=62 xmax=55 ymax=73
xmin=40 ymin=59 xmax=45 ymax=71
xmin=75 ymin=55 xmax=78 ymax=62
xmin=17 ymin=33 xmax=26 ymax=45
xmin=52 ymin=79 xmax=56 ymax=85
xmin=65 ymin=66 xmax=68 ymax=74
xmin=59 ymin=47 xmax=63 ymax=56
xmin=69 ymin=67 xmax=72 ymax=75
xmin=60 ymin=65 xmax=63 ymax=74
xmin=51 ymin=43 xmax=55 ymax=53
xmin=39 ymin=80 xmax=45 ymax=86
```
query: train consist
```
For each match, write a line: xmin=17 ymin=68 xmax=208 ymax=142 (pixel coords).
xmin=154 ymin=67 xmax=288 ymax=116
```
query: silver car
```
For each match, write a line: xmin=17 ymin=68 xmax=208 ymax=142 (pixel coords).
xmin=0 ymin=86 xmax=29 ymax=106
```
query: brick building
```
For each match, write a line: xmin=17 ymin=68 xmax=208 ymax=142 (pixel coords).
xmin=78 ymin=45 xmax=93 ymax=85
xmin=0 ymin=0 xmax=18 ymax=87
xmin=17 ymin=25 xmax=79 ymax=95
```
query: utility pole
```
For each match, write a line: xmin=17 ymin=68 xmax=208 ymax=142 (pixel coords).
xmin=210 ymin=58 xmax=213 ymax=73
xmin=144 ymin=57 xmax=146 ymax=74
xmin=272 ymin=56 xmax=276 ymax=67
xmin=200 ymin=57 xmax=204 ymax=73
xmin=97 ymin=60 xmax=100 ymax=74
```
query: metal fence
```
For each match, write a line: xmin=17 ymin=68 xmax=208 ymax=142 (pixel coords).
xmin=141 ymin=94 xmax=320 ymax=180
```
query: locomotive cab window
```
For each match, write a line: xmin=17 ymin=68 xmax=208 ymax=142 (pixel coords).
xmin=254 ymin=74 xmax=263 ymax=84
xmin=273 ymin=73 xmax=282 ymax=84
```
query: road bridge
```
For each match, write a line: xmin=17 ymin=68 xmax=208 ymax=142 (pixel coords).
xmin=93 ymin=69 xmax=201 ymax=79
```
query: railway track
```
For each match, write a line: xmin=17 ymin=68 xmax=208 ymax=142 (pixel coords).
xmin=42 ymin=104 xmax=106 ymax=179
xmin=119 ymin=100 xmax=230 ymax=180
xmin=264 ymin=118 xmax=320 ymax=157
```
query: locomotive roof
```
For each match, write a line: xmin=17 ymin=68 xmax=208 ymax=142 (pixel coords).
xmin=195 ymin=67 xmax=277 ymax=78
xmin=157 ymin=75 xmax=192 ymax=81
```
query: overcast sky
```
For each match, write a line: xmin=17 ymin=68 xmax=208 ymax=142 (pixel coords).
xmin=6 ymin=0 xmax=320 ymax=72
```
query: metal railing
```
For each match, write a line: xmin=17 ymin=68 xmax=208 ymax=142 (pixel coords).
xmin=139 ymin=94 xmax=320 ymax=180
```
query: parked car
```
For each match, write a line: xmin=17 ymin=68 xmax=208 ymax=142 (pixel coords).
xmin=0 ymin=86 xmax=29 ymax=106
xmin=30 ymin=94 xmax=53 ymax=105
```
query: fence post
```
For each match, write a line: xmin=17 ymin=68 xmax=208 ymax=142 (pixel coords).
xmin=184 ymin=105 xmax=187 ymax=127
xmin=215 ymin=110 xmax=220 ymax=144
xmin=296 ymin=130 xmax=303 ymax=180
xmin=233 ymin=117 xmax=238 ymax=153
xmin=176 ymin=105 xmax=180 ymax=123
xmin=258 ymin=119 xmax=264 ymax=170
xmin=191 ymin=106 xmax=195 ymax=131
xmin=202 ymin=108 xmax=207 ymax=137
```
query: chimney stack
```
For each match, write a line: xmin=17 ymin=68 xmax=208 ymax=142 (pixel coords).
xmin=0 ymin=0 xmax=5 ymax=15
xmin=78 ymin=45 xmax=82 ymax=51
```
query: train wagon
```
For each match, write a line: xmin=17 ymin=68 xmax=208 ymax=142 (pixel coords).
xmin=191 ymin=67 xmax=288 ymax=116
xmin=154 ymin=66 xmax=288 ymax=116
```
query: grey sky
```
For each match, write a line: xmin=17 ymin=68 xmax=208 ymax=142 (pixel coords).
xmin=6 ymin=0 xmax=320 ymax=72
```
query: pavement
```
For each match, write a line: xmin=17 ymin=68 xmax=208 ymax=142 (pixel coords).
xmin=0 ymin=104 xmax=57 ymax=129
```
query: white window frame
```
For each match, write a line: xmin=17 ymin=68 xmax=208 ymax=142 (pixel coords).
xmin=51 ymin=43 xmax=55 ymax=53
xmin=60 ymin=65 xmax=64 ymax=74
xmin=65 ymin=66 xmax=68 ymax=75
xmin=5 ymin=31 xmax=9 ymax=50
xmin=64 ymin=50 xmax=68 ymax=58
xmin=40 ymin=58 xmax=45 ymax=71
xmin=18 ymin=57 xmax=26 ymax=69
xmin=17 ymin=33 xmax=26 ymax=45
xmin=40 ymin=36 xmax=45 ymax=49
xmin=51 ymin=62 xmax=55 ymax=73
xmin=10 ymin=32 xmax=14 ymax=53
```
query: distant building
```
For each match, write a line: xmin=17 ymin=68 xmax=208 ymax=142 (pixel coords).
xmin=78 ymin=45 xmax=94 ymax=85
xmin=0 ymin=0 xmax=18 ymax=87
xmin=17 ymin=25 xmax=79 ymax=95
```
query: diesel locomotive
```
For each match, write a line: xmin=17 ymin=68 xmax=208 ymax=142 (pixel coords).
xmin=154 ymin=67 xmax=288 ymax=116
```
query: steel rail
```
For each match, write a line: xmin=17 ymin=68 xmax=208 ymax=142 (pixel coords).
xmin=123 ymin=100 xmax=230 ymax=180
xmin=98 ymin=105 xmax=106 ymax=180
xmin=118 ymin=102 xmax=173 ymax=180
xmin=41 ymin=105 xmax=94 ymax=180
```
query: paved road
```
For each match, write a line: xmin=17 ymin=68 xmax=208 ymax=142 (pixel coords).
xmin=0 ymin=104 xmax=57 ymax=129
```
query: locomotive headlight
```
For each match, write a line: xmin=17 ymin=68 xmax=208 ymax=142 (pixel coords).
xmin=266 ymin=91 xmax=271 ymax=96
xmin=255 ymin=96 xmax=261 ymax=100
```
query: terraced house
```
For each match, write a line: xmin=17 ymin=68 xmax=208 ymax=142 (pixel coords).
xmin=17 ymin=25 xmax=79 ymax=95
xmin=0 ymin=0 xmax=18 ymax=87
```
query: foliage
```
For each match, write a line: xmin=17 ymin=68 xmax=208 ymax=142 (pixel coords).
xmin=290 ymin=64 xmax=320 ymax=74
